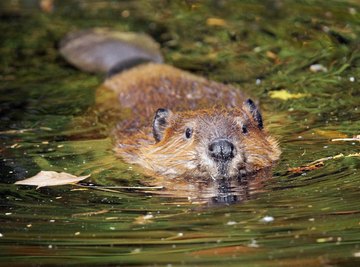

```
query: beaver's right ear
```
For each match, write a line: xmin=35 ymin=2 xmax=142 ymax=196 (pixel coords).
xmin=153 ymin=108 xmax=173 ymax=142
xmin=244 ymin=99 xmax=263 ymax=130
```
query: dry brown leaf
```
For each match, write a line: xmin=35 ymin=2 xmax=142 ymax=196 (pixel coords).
xmin=14 ymin=171 xmax=90 ymax=188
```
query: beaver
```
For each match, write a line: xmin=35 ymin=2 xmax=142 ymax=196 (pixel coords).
xmin=60 ymin=28 xmax=280 ymax=182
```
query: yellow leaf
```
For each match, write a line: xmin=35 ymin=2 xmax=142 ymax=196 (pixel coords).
xmin=269 ymin=89 xmax=309 ymax=100
xmin=206 ymin=18 xmax=227 ymax=27
xmin=266 ymin=51 xmax=278 ymax=60
xmin=314 ymin=129 xmax=348 ymax=139
xmin=316 ymin=237 xmax=333 ymax=243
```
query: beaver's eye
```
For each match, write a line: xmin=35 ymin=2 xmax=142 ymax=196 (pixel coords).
xmin=242 ymin=125 xmax=248 ymax=134
xmin=185 ymin=128 xmax=193 ymax=139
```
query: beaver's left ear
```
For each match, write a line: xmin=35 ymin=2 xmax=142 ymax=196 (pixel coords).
xmin=244 ymin=99 xmax=263 ymax=129
xmin=153 ymin=108 xmax=173 ymax=142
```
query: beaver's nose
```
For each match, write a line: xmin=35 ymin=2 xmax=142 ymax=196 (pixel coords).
xmin=208 ymin=139 xmax=235 ymax=161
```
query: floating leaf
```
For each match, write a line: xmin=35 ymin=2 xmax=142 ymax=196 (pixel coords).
xmin=259 ymin=216 xmax=275 ymax=223
xmin=134 ymin=214 xmax=154 ymax=225
xmin=309 ymin=64 xmax=328 ymax=73
xmin=315 ymin=129 xmax=348 ymax=139
xmin=316 ymin=237 xmax=334 ymax=243
xmin=266 ymin=51 xmax=278 ymax=60
xmin=14 ymin=171 xmax=90 ymax=188
xmin=206 ymin=18 xmax=227 ymax=27
xmin=265 ymin=51 xmax=281 ymax=64
xmin=269 ymin=89 xmax=309 ymax=100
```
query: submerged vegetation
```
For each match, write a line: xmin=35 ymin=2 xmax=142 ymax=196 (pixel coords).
xmin=0 ymin=0 xmax=360 ymax=266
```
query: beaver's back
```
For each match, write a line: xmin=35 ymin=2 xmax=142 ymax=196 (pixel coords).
xmin=102 ymin=63 xmax=246 ymax=132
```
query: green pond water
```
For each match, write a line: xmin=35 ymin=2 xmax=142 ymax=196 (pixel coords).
xmin=1 ymin=0 xmax=360 ymax=266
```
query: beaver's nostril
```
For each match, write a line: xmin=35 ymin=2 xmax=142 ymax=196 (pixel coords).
xmin=208 ymin=139 xmax=235 ymax=161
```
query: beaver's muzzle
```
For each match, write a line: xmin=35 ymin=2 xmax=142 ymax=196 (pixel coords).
xmin=208 ymin=138 xmax=235 ymax=162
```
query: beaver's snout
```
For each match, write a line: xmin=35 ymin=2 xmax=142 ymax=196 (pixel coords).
xmin=208 ymin=138 xmax=235 ymax=162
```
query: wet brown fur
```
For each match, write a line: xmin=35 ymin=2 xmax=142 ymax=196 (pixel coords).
xmin=99 ymin=63 xmax=280 ymax=180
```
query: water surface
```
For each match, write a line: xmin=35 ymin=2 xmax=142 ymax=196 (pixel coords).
xmin=1 ymin=1 xmax=360 ymax=266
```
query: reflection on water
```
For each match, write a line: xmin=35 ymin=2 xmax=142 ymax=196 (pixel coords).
xmin=146 ymin=168 xmax=273 ymax=206
xmin=1 ymin=0 xmax=360 ymax=266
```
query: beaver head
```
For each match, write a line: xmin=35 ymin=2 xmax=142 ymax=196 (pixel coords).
xmin=120 ymin=99 xmax=280 ymax=180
